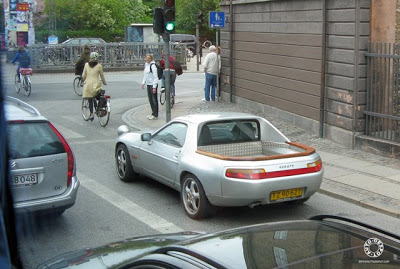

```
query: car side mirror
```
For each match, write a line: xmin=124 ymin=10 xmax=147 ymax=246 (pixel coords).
xmin=141 ymin=133 xmax=152 ymax=141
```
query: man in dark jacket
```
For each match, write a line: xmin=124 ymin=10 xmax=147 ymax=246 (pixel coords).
xmin=11 ymin=46 xmax=31 ymax=82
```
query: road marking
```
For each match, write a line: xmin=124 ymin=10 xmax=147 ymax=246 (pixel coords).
xmin=78 ymin=173 xmax=184 ymax=234
xmin=52 ymin=123 xmax=84 ymax=139
xmin=70 ymin=139 xmax=114 ymax=145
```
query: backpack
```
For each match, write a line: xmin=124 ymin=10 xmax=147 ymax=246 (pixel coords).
xmin=150 ymin=63 xmax=163 ymax=80
xmin=173 ymin=61 xmax=183 ymax=76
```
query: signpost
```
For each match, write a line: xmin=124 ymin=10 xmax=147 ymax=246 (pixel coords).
xmin=209 ymin=12 xmax=225 ymax=101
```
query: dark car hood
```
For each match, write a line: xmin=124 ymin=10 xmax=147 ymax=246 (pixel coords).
xmin=37 ymin=220 xmax=400 ymax=269
xmin=36 ymin=232 xmax=203 ymax=269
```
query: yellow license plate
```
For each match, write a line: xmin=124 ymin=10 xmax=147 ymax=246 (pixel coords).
xmin=270 ymin=188 xmax=303 ymax=201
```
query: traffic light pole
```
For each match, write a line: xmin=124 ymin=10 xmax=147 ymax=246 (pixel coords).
xmin=196 ymin=23 xmax=199 ymax=71
xmin=164 ymin=34 xmax=171 ymax=122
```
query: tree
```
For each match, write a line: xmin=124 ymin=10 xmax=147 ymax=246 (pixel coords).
xmin=35 ymin=0 xmax=148 ymax=42
xmin=175 ymin=0 xmax=220 ymax=42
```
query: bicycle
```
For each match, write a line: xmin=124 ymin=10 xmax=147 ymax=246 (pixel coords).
xmin=14 ymin=67 xmax=33 ymax=97
xmin=81 ymin=90 xmax=111 ymax=127
xmin=159 ymin=87 xmax=174 ymax=108
xmin=73 ymin=75 xmax=84 ymax=96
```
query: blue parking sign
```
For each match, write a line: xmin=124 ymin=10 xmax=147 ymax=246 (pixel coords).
xmin=209 ymin=11 xmax=225 ymax=28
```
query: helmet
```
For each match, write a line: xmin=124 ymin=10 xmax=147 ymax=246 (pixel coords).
xmin=90 ymin=52 xmax=99 ymax=61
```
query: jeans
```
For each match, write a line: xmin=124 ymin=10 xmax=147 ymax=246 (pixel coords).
xmin=204 ymin=73 xmax=217 ymax=101
xmin=161 ymin=70 xmax=176 ymax=96
xmin=146 ymin=85 xmax=158 ymax=117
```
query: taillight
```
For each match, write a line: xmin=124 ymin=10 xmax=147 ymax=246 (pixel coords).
xmin=225 ymin=169 xmax=268 ymax=179
xmin=226 ymin=159 xmax=322 ymax=180
xmin=48 ymin=122 xmax=74 ymax=187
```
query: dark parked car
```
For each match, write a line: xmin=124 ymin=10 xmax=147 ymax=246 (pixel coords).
xmin=61 ymin=37 xmax=106 ymax=45
xmin=37 ymin=215 xmax=400 ymax=268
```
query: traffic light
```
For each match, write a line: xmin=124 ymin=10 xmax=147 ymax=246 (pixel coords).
xmin=153 ymin=8 xmax=164 ymax=35
xmin=164 ymin=0 xmax=175 ymax=33
xmin=198 ymin=11 xmax=204 ymax=24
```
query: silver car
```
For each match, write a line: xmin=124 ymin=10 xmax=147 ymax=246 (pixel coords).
xmin=115 ymin=112 xmax=323 ymax=219
xmin=5 ymin=97 xmax=79 ymax=215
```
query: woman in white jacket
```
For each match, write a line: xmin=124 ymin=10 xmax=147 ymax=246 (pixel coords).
xmin=141 ymin=54 xmax=159 ymax=120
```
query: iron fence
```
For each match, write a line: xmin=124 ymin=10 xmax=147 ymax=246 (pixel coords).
xmin=26 ymin=42 xmax=188 ymax=70
xmin=365 ymin=42 xmax=400 ymax=142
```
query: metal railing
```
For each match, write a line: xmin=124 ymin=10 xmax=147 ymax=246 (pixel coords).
xmin=365 ymin=42 xmax=400 ymax=142
xmin=25 ymin=42 xmax=188 ymax=70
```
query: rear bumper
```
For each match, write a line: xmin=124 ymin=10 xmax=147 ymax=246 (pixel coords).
xmin=13 ymin=176 xmax=80 ymax=214
xmin=208 ymin=169 xmax=323 ymax=207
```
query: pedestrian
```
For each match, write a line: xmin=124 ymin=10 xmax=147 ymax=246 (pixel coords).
xmin=142 ymin=54 xmax=159 ymax=120
xmin=82 ymin=52 xmax=107 ymax=121
xmin=11 ymin=46 xmax=31 ymax=82
xmin=75 ymin=44 xmax=91 ymax=83
xmin=203 ymin=45 xmax=221 ymax=101
xmin=160 ymin=49 xmax=177 ymax=97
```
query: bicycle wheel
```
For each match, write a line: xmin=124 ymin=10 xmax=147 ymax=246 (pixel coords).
xmin=98 ymin=101 xmax=110 ymax=127
xmin=73 ymin=77 xmax=83 ymax=96
xmin=81 ymin=98 xmax=90 ymax=121
xmin=24 ymin=76 xmax=31 ymax=96
xmin=14 ymin=74 xmax=21 ymax=93
xmin=159 ymin=87 xmax=166 ymax=105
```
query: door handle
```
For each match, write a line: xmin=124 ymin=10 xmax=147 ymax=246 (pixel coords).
xmin=174 ymin=152 xmax=180 ymax=158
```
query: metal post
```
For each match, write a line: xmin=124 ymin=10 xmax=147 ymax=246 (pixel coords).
xmin=164 ymin=34 xmax=171 ymax=122
xmin=216 ymin=29 xmax=220 ymax=102
xmin=196 ymin=24 xmax=199 ymax=71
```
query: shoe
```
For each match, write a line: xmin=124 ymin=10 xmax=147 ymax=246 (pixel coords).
xmin=201 ymin=98 xmax=205 ymax=101
xmin=148 ymin=115 xmax=158 ymax=120
xmin=147 ymin=115 xmax=152 ymax=119
xmin=89 ymin=116 xmax=94 ymax=122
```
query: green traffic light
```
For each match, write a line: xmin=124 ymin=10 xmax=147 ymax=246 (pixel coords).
xmin=165 ymin=22 xmax=175 ymax=31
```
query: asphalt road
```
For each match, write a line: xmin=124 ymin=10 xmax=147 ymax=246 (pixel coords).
xmin=4 ymin=70 xmax=400 ymax=268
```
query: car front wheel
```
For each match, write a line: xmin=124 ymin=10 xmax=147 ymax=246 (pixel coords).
xmin=116 ymin=144 xmax=137 ymax=182
xmin=181 ymin=174 xmax=216 ymax=219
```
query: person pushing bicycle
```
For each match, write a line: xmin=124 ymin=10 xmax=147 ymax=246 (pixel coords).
xmin=11 ymin=46 xmax=31 ymax=82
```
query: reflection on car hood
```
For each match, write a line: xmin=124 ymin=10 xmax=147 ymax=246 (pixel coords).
xmin=37 ymin=220 xmax=400 ymax=268
xmin=36 ymin=232 xmax=202 ymax=269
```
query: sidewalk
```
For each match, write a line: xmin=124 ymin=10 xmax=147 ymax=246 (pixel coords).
xmin=123 ymin=55 xmax=400 ymax=218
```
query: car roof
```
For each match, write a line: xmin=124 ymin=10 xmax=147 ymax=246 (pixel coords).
xmin=4 ymin=97 xmax=47 ymax=122
xmin=174 ymin=112 xmax=262 ymax=125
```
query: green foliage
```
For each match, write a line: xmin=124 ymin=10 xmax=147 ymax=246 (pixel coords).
xmin=35 ymin=0 xmax=220 ymax=43
xmin=175 ymin=0 xmax=220 ymax=42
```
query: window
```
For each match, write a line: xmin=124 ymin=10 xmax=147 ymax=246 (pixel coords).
xmin=152 ymin=122 xmax=187 ymax=147
xmin=198 ymin=120 xmax=260 ymax=146
xmin=7 ymin=122 xmax=65 ymax=159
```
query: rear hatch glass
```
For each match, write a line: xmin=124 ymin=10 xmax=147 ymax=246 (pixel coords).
xmin=8 ymin=121 xmax=69 ymax=201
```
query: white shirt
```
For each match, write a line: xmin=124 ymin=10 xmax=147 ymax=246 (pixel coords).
xmin=203 ymin=52 xmax=221 ymax=75
xmin=142 ymin=61 xmax=158 ymax=87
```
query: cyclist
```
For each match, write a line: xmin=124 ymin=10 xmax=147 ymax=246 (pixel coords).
xmin=82 ymin=52 xmax=107 ymax=121
xmin=74 ymin=45 xmax=90 ymax=85
xmin=11 ymin=46 xmax=31 ymax=82
xmin=160 ymin=50 xmax=177 ymax=97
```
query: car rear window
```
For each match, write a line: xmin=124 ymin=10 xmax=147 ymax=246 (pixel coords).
xmin=7 ymin=122 xmax=65 ymax=159
xmin=198 ymin=120 xmax=260 ymax=146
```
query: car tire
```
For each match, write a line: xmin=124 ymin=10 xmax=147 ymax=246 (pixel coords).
xmin=181 ymin=174 xmax=216 ymax=219
xmin=116 ymin=144 xmax=137 ymax=182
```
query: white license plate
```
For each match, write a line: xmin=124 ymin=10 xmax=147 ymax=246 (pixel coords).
xmin=12 ymin=173 xmax=38 ymax=186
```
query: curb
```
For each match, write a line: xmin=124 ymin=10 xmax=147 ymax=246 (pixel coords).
xmin=319 ymin=179 xmax=400 ymax=218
